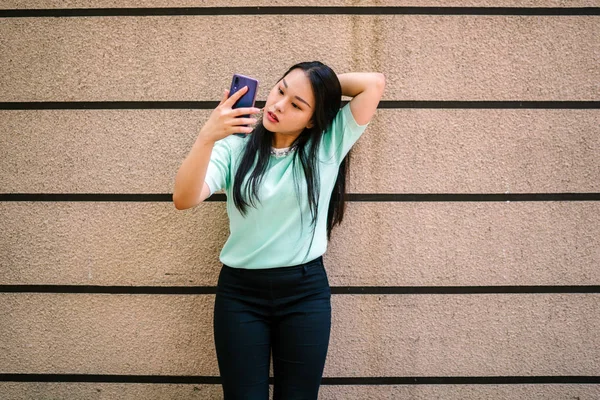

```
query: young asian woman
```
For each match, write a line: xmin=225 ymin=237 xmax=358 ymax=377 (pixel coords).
xmin=173 ymin=61 xmax=385 ymax=400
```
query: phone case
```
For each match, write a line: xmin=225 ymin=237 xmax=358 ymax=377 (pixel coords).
xmin=229 ymin=74 xmax=259 ymax=137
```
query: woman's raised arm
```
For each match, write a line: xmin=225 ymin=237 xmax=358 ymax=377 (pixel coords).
xmin=337 ymin=72 xmax=386 ymax=125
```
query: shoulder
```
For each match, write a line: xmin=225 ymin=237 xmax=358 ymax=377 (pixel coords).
xmin=217 ymin=134 xmax=247 ymax=149
xmin=327 ymin=102 xmax=369 ymax=134
xmin=213 ymin=134 xmax=248 ymax=157
xmin=318 ymin=103 xmax=370 ymax=163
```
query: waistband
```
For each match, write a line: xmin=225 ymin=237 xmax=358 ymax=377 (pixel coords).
xmin=223 ymin=255 xmax=324 ymax=275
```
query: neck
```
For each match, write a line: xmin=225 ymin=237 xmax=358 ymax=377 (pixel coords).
xmin=272 ymin=132 xmax=301 ymax=149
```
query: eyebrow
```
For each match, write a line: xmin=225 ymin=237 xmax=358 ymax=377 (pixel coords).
xmin=282 ymin=78 xmax=312 ymax=108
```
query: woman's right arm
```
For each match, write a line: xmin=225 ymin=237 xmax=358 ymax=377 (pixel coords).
xmin=172 ymin=86 xmax=260 ymax=210
xmin=172 ymin=136 xmax=216 ymax=210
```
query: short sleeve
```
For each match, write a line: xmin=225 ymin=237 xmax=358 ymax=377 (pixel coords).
xmin=321 ymin=102 xmax=370 ymax=163
xmin=204 ymin=137 xmax=231 ymax=196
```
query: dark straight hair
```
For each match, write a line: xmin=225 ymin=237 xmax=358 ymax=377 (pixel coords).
xmin=232 ymin=61 xmax=350 ymax=243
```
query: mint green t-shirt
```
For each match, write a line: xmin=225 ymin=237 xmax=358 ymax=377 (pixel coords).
xmin=204 ymin=103 xmax=369 ymax=269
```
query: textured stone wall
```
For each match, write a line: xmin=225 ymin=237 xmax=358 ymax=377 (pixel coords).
xmin=1 ymin=1 xmax=599 ymax=399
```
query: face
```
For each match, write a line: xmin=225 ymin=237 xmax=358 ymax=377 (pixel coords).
xmin=263 ymin=68 xmax=315 ymax=137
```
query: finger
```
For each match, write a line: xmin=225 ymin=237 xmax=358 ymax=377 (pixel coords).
xmin=231 ymin=107 xmax=261 ymax=117
xmin=218 ymin=89 xmax=229 ymax=106
xmin=224 ymin=85 xmax=249 ymax=106
xmin=230 ymin=125 xmax=253 ymax=135
xmin=230 ymin=117 xmax=258 ymax=126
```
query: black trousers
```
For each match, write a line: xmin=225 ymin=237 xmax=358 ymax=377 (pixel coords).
xmin=213 ymin=256 xmax=331 ymax=400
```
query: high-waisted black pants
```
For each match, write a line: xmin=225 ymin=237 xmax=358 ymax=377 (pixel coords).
xmin=213 ymin=255 xmax=331 ymax=400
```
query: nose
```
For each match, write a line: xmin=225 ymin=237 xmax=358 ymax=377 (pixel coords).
xmin=274 ymin=101 xmax=284 ymax=113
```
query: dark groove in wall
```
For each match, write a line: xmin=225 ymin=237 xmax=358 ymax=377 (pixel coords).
xmin=1 ymin=101 xmax=599 ymax=110
xmin=1 ymin=193 xmax=599 ymax=202
xmin=0 ymin=373 xmax=598 ymax=384
xmin=1 ymin=7 xmax=599 ymax=18
xmin=1 ymin=285 xmax=598 ymax=295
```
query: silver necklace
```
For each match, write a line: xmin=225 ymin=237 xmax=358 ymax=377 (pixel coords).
xmin=270 ymin=145 xmax=297 ymax=158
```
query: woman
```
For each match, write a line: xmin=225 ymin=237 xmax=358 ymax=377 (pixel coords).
xmin=173 ymin=61 xmax=385 ymax=399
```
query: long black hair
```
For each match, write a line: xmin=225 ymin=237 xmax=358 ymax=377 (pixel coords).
xmin=232 ymin=61 xmax=350 ymax=242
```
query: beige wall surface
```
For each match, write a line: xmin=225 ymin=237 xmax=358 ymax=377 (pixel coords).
xmin=1 ymin=383 xmax=599 ymax=400
xmin=1 ymin=16 xmax=599 ymax=101
xmin=2 ymin=294 xmax=598 ymax=376
xmin=1 ymin=1 xmax=599 ymax=399
xmin=1 ymin=109 xmax=599 ymax=193
xmin=1 ymin=202 xmax=599 ymax=286
xmin=3 ymin=0 xmax=600 ymax=8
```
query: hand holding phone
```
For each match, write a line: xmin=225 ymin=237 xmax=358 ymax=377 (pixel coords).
xmin=197 ymin=80 xmax=261 ymax=143
xmin=228 ymin=74 xmax=259 ymax=137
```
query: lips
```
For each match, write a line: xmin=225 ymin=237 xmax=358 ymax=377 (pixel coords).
xmin=267 ymin=111 xmax=279 ymax=122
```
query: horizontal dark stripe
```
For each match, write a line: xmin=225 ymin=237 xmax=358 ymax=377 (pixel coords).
xmin=335 ymin=286 xmax=600 ymax=294
xmin=0 ymin=373 xmax=598 ymax=384
xmin=1 ymin=285 xmax=598 ymax=294
xmin=345 ymin=193 xmax=600 ymax=202
xmin=328 ymin=376 xmax=600 ymax=385
xmin=0 ymin=193 xmax=174 ymax=202
xmin=1 ymin=193 xmax=599 ymax=202
xmin=1 ymin=7 xmax=599 ymax=18
xmin=1 ymin=101 xmax=599 ymax=110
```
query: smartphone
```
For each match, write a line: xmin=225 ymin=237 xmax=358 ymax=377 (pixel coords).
xmin=229 ymin=74 xmax=259 ymax=137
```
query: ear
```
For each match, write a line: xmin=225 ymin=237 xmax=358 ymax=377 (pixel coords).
xmin=306 ymin=119 xmax=314 ymax=129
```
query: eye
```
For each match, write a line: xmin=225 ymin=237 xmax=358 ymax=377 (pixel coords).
xmin=278 ymin=88 xmax=284 ymax=95
xmin=292 ymin=103 xmax=300 ymax=109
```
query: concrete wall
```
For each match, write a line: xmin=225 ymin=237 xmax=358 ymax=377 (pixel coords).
xmin=1 ymin=1 xmax=599 ymax=399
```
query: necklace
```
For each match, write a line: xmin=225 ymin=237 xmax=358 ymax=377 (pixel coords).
xmin=270 ymin=145 xmax=297 ymax=158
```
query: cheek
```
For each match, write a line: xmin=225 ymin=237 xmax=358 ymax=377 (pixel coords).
xmin=303 ymin=113 xmax=313 ymax=125
xmin=267 ymin=89 xmax=279 ymax=104
xmin=265 ymin=93 xmax=273 ymax=105
xmin=302 ymin=111 xmax=315 ymax=125
xmin=291 ymin=112 xmax=313 ymax=128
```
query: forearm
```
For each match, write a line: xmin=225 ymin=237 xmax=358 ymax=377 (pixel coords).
xmin=337 ymin=72 xmax=386 ymax=98
xmin=172 ymin=136 xmax=215 ymax=209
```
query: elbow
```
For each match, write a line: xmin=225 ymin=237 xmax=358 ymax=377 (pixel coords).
xmin=172 ymin=193 xmax=184 ymax=210
xmin=374 ymin=73 xmax=386 ymax=93
xmin=172 ymin=192 xmax=191 ymax=211
xmin=173 ymin=191 xmax=203 ymax=210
